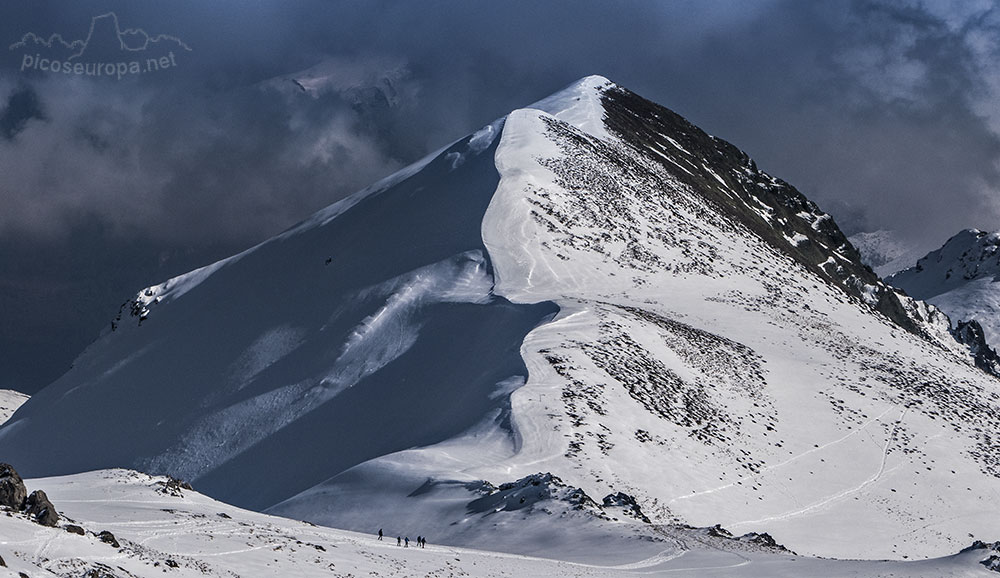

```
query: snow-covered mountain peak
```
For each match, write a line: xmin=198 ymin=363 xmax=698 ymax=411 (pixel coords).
xmin=120 ymin=76 xmax=617 ymax=324
xmin=5 ymin=77 xmax=1000 ymax=564
xmin=891 ymin=229 xmax=1000 ymax=294
xmin=849 ymin=229 xmax=930 ymax=277
xmin=888 ymin=228 xmax=1000 ymax=351
xmin=523 ymin=75 xmax=615 ymax=140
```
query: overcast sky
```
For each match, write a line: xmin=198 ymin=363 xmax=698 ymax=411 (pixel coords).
xmin=3 ymin=0 xmax=1000 ymax=393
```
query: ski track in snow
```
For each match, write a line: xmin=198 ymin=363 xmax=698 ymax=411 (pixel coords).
xmin=728 ymin=407 xmax=906 ymax=530
xmin=671 ymin=406 xmax=898 ymax=506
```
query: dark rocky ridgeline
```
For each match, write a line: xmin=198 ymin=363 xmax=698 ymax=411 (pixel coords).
xmin=0 ymin=463 xmax=58 ymax=526
xmin=706 ymin=523 xmax=733 ymax=538
xmin=740 ymin=531 xmax=791 ymax=553
xmin=598 ymin=86 xmax=928 ymax=338
xmin=951 ymin=320 xmax=1000 ymax=376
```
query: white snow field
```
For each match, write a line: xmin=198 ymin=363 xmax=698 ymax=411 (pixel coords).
xmin=1 ymin=469 xmax=998 ymax=577
xmin=0 ymin=390 xmax=27 ymax=424
xmin=3 ymin=76 xmax=1000 ymax=570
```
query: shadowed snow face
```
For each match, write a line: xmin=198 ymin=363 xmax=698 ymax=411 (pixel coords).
xmin=0 ymin=123 xmax=557 ymax=512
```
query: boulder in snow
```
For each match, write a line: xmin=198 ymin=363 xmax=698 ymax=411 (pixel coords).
xmin=24 ymin=489 xmax=58 ymax=527
xmin=98 ymin=530 xmax=120 ymax=548
xmin=0 ymin=463 xmax=26 ymax=510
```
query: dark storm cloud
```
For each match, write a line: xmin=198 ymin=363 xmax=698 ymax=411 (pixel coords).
xmin=3 ymin=0 xmax=1000 ymax=392
xmin=4 ymin=1 xmax=999 ymax=247
xmin=0 ymin=84 xmax=45 ymax=139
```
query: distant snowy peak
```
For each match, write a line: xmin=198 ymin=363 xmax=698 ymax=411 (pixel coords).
xmin=849 ymin=230 xmax=927 ymax=277
xmin=888 ymin=229 xmax=1000 ymax=354
xmin=525 ymin=74 xmax=615 ymax=140
xmin=890 ymin=229 xmax=1000 ymax=297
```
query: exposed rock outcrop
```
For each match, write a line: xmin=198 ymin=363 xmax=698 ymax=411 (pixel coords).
xmin=98 ymin=530 xmax=120 ymax=548
xmin=602 ymin=492 xmax=651 ymax=523
xmin=25 ymin=489 xmax=58 ymax=526
xmin=0 ymin=463 xmax=27 ymax=510
xmin=951 ymin=320 xmax=1000 ymax=377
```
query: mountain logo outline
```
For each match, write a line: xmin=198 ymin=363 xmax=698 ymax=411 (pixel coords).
xmin=9 ymin=12 xmax=191 ymax=58
xmin=10 ymin=12 xmax=191 ymax=79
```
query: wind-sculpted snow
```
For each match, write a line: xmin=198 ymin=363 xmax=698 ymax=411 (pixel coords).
xmin=143 ymin=251 xmax=497 ymax=482
xmin=226 ymin=325 xmax=307 ymax=388
xmin=0 ymin=122 xmax=556 ymax=513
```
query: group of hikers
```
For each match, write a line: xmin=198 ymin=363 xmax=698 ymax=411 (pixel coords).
xmin=377 ymin=528 xmax=427 ymax=548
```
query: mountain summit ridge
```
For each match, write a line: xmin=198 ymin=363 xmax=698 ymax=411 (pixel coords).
xmin=2 ymin=76 xmax=1000 ymax=561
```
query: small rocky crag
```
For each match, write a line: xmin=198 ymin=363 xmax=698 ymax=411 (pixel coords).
xmin=602 ymin=491 xmax=651 ymax=523
xmin=963 ymin=540 xmax=1000 ymax=572
xmin=0 ymin=463 xmax=27 ymax=510
xmin=467 ymin=472 xmax=657 ymax=528
xmin=0 ymin=463 xmax=59 ymax=526
xmin=467 ymin=473 xmax=602 ymax=515
xmin=25 ymin=489 xmax=59 ymax=527
xmin=98 ymin=530 xmax=120 ymax=548
xmin=155 ymin=475 xmax=193 ymax=497
xmin=951 ymin=320 xmax=1000 ymax=376
xmin=701 ymin=523 xmax=793 ymax=554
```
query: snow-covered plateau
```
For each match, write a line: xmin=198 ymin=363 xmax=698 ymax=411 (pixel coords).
xmin=3 ymin=76 xmax=1000 ymax=574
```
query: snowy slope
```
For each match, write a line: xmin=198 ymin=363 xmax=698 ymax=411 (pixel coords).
xmin=3 ymin=76 xmax=1000 ymax=564
xmin=0 ymin=390 xmax=27 ymax=425
xmin=275 ymin=79 xmax=1000 ymax=560
xmin=889 ymin=229 xmax=1000 ymax=346
xmin=482 ymin=84 xmax=1000 ymax=559
xmin=0 ymin=115 xmax=557 ymax=514
xmin=1 ymin=468 xmax=997 ymax=578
